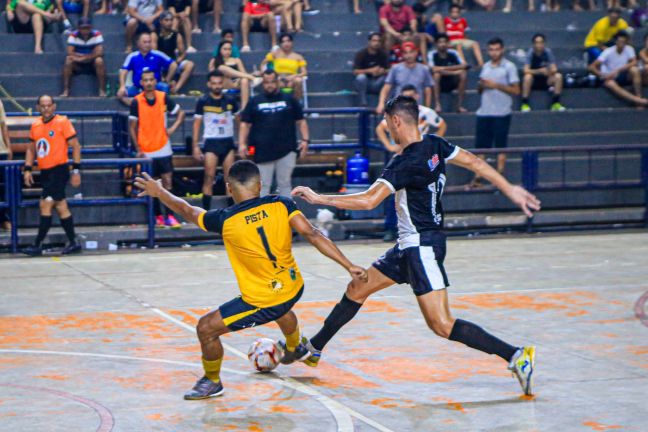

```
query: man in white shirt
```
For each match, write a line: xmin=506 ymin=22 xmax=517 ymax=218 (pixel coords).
xmin=589 ymin=30 xmax=648 ymax=107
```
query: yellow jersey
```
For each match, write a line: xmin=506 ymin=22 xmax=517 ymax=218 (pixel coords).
xmin=198 ymin=195 xmax=304 ymax=308
xmin=584 ymin=17 xmax=629 ymax=48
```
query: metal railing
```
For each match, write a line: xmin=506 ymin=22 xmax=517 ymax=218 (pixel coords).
xmin=1 ymin=159 xmax=154 ymax=253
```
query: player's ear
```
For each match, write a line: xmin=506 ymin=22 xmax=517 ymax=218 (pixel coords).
xmin=226 ymin=182 xmax=232 ymax=196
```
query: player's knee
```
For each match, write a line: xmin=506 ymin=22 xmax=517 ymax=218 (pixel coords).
xmin=196 ymin=315 xmax=214 ymax=340
xmin=425 ymin=316 xmax=453 ymax=338
xmin=345 ymin=280 xmax=367 ymax=303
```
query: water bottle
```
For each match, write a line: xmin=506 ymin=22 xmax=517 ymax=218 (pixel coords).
xmin=346 ymin=151 xmax=369 ymax=185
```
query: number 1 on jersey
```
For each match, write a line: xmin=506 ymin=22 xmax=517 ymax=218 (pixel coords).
xmin=256 ymin=226 xmax=277 ymax=268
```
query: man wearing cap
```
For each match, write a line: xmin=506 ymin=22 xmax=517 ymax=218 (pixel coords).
xmin=377 ymin=41 xmax=433 ymax=113
xmin=61 ymin=17 xmax=106 ymax=97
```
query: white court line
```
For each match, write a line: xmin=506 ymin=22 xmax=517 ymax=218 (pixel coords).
xmin=151 ymin=307 xmax=394 ymax=432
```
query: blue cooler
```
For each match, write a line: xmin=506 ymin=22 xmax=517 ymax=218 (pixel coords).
xmin=346 ymin=152 xmax=370 ymax=185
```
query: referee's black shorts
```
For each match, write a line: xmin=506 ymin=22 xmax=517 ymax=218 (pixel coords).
xmin=40 ymin=164 xmax=69 ymax=201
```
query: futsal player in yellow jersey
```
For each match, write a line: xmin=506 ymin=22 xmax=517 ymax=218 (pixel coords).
xmin=135 ymin=160 xmax=368 ymax=400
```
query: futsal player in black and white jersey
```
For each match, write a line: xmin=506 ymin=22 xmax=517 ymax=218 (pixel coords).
xmin=192 ymin=71 xmax=239 ymax=210
xmin=292 ymin=95 xmax=542 ymax=395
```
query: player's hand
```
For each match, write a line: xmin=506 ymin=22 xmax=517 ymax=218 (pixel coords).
xmin=480 ymin=79 xmax=497 ymax=89
xmin=23 ymin=171 xmax=33 ymax=187
xmin=134 ymin=172 xmax=164 ymax=198
xmin=192 ymin=147 xmax=204 ymax=162
xmin=238 ymin=145 xmax=248 ymax=159
xmin=508 ymin=185 xmax=541 ymax=217
xmin=291 ymin=186 xmax=320 ymax=204
xmin=348 ymin=265 xmax=368 ymax=283
xmin=298 ymin=140 xmax=308 ymax=160
xmin=70 ymin=172 xmax=81 ymax=187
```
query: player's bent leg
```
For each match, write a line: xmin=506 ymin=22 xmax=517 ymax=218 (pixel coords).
xmin=275 ymin=310 xmax=310 ymax=364
xmin=305 ymin=267 xmax=395 ymax=366
xmin=185 ymin=309 xmax=229 ymax=400
xmin=202 ymin=151 xmax=218 ymax=209
xmin=415 ymin=289 xmax=455 ymax=338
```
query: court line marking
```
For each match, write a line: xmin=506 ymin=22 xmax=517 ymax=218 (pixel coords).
xmin=54 ymin=259 xmax=392 ymax=432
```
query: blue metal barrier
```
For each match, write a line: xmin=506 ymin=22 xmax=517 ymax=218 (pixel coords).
xmin=2 ymin=158 xmax=154 ymax=253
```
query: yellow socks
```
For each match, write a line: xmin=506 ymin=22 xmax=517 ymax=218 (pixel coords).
xmin=202 ymin=357 xmax=222 ymax=383
xmin=285 ymin=327 xmax=301 ymax=352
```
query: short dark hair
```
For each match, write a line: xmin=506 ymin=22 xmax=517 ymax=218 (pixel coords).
xmin=488 ymin=37 xmax=504 ymax=47
xmin=449 ymin=3 xmax=461 ymax=11
xmin=384 ymin=95 xmax=419 ymax=124
xmin=435 ymin=32 xmax=449 ymax=42
xmin=36 ymin=94 xmax=54 ymax=106
xmin=615 ymin=30 xmax=630 ymax=40
xmin=401 ymin=84 xmax=418 ymax=94
xmin=608 ymin=7 xmax=622 ymax=14
xmin=412 ymin=2 xmax=427 ymax=13
xmin=263 ymin=69 xmax=277 ymax=79
xmin=279 ymin=33 xmax=293 ymax=43
xmin=141 ymin=68 xmax=155 ymax=78
xmin=137 ymin=32 xmax=151 ymax=42
xmin=208 ymin=70 xmax=224 ymax=80
xmin=228 ymin=160 xmax=260 ymax=185
xmin=532 ymin=33 xmax=546 ymax=43
xmin=221 ymin=28 xmax=234 ymax=37
xmin=368 ymin=31 xmax=381 ymax=40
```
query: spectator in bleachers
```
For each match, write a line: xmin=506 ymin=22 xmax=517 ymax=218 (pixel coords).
xmin=412 ymin=2 xmax=444 ymax=46
xmin=125 ymin=0 xmax=164 ymax=53
xmin=521 ymin=33 xmax=566 ymax=112
xmin=118 ymin=32 xmax=177 ymax=105
xmin=640 ymin=33 xmax=648 ymax=85
xmin=589 ymin=31 xmax=648 ymax=107
xmin=261 ymin=33 xmax=308 ymax=100
xmin=388 ymin=29 xmax=425 ymax=64
xmin=152 ymin=11 xmax=195 ymax=94
xmin=61 ymin=17 xmax=106 ymax=97
xmin=214 ymin=29 xmax=241 ymax=58
xmin=584 ymin=8 xmax=629 ymax=64
xmin=129 ymin=69 xmax=186 ymax=228
xmin=191 ymin=0 xmax=222 ymax=34
xmin=55 ymin=0 xmax=90 ymax=32
xmin=572 ymin=0 xmax=597 ymax=11
xmin=445 ymin=4 xmax=483 ymax=67
xmin=0 ymin=99 xmax=12 ymax=231
xmin=353 ymin=32 xmax=390 ymax=106
xmin=192 ymin=71 xmax=239 ymax=210
xmin=503 ymin=0 xmax=535 ymax=12
xmin=6 ymin=0 xmax=62 ymax=54
xmin=379 ymin=0 xmax=425 ymax=55
xmin=377 ymin=41 xmax=433 ymax=113
xmin=276 ymin=0 xmax=304 ymax=33
xmin=239 ymin=70 xmax=310 ymax=197
xmin=240 ymin=0 xmax=278 ymax=52
xmin=375 ymin=84 xmax=445 ymax=241
xmin=166 ymin=0 xmax=197 ymax=53
xmin=208 ymin=41 xmax=258 ymax=109
xmin=22 ymin=95 xmax=82 ymax=256
xmin=471 ymin=37 xmax=520 ymax=187
xmin=454 ymin=0 xmax=495 ymax=11
xmin=428 ymin=32 xmax=468 ymax=113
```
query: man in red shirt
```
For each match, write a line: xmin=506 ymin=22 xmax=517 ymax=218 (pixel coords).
xmin=240 ymin=0 xmax=278 ymax=52
xmin=379 ymin=0 xmax=425 ymax=57
xmin=444 ymin=4 xmax=483 ymax=67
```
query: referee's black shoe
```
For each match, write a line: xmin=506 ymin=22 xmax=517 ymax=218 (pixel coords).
xmin=61 ymin=242 xmax=82 ymax=255
xmin=21 ymin=244 xmax=43 ymax=257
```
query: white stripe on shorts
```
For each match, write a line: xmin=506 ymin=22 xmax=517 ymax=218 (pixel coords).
xmin=419 ymin=246 xmax=446 ymax=290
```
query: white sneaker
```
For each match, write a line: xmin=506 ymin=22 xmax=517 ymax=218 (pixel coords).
xmin=508 ymin=346 xmax=536 ymax=395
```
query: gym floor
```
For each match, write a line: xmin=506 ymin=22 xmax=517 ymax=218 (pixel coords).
xmin=1 ymin=232 xmax=647 ymax=431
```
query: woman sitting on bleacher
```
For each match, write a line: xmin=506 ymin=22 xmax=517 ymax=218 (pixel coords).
xmin=260 ymin=33 xmax=307 ymax=100
xmin=208 ymin=41 xmax=260 ymax=109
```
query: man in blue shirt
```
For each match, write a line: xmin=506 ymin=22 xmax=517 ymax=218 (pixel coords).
xmin=117 ymin=32 xmax=177 ymax=105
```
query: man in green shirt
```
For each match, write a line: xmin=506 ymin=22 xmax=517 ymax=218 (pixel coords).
xmin=6 ymin=0 xmax=61 ymax=54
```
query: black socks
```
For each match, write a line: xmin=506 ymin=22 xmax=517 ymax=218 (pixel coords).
xmin=449 ymin=318 xmax=518 ymax=362
xmin=310 ymin=294 xmax=363 ymax=351
xmin=60 ymin=215 xmax=76 ymax=244
xmin=35 ymin=215 xmax=52 ymax=246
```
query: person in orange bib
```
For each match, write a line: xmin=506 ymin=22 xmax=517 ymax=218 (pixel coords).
xmin=129 ymin=68 xmax=186 ymax=228
xmin=22 ymin=95 xmax=82 ymax=256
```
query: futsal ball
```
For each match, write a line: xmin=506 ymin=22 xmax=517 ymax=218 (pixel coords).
xmin=247 ymin=338 xmax=283 ymax=372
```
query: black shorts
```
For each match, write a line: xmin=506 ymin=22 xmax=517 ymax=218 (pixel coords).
xmin=373 ymin=243 xmax=449 ymax=296
xmin=151 ymin=156 xmax=174 ymax=177
xmin=219 ymin=287 xmax=304 ymax=331
xmin=475 ymin=115 xmax=512 ymax=149
xmin=439 ymin=75 xmax=459 ymax=93
xmin=615 ymin=71 xmax=631 ymax=87
xmin=74 ymin=62 xmax=97 ymax=75
xmin=40 ymin=164 xmax=69 ymax=201
xmin=11 ymin=17 xmax=33 ymax=34
xmin=203 ymin=138 xmax=235 ymax=160
xmin=531 ymin=75 xmax=550 ymax=91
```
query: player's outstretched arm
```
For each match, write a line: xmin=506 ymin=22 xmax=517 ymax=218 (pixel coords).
xmin=449 ymin=148 xmax=541 ymax=217
xmin=291 ymin=181 xmax=392 ymax=211
xmin=289 ymin=213 xmax=368 ymax=283
xmin=134 ymin=172 xmax=204 ymax=225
